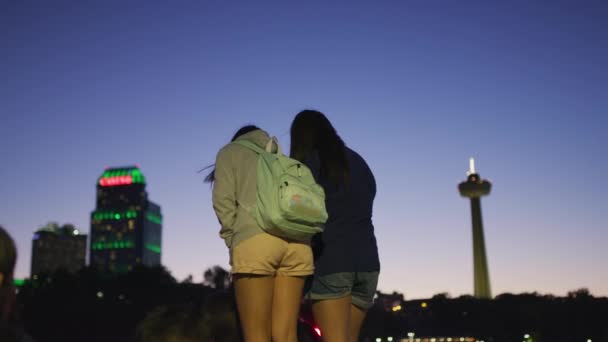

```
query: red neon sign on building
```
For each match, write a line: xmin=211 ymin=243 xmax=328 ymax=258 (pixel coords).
xmin=99 ymin=176 xmax=133 ymax=187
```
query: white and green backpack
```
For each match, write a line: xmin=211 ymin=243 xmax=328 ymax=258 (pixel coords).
xmin=232 ymin=137 xmax=327 ymax=242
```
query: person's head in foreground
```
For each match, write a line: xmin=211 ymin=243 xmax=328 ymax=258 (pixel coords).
xmin=0 ymin=226 xmax=20 ymax=342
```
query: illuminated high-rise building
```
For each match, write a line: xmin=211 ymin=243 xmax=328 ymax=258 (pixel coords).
xmin=31 ymin=222 xmax=87 ymax=277
xmin=89 ymin=166 xmax=162 ymax=273
xmin=458 ymin=158 xmax=492 ymax=299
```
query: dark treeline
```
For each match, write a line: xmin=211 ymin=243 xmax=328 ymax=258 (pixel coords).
xmin=16 ymin=266 xmax=608 ymax=342
xmin=365 ymin=290 xmax=608 ymax=342
xmin=18 ymin=266 xmax=215 ymax=342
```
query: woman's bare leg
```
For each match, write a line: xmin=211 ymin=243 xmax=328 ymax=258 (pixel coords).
xmin=349 ymin=304 xmax=367 ymax=342
xmin=312 ymin=295 xmax=352 ymax=342
xmin=234 ymin=274 xmax=274 ymax=342
xmin=271 ymin=274 xmax=306 ymax=342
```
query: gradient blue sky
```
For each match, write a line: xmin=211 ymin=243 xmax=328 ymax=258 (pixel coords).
xmin=1 ymin=0 xmax=606 ymax=299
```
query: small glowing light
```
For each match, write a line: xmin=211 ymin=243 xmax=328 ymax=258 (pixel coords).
xmin=388 ymin=338 xmax=393 ymax=342
xmin=392 ymin=304 xmax=402 ymax=312
xmin=376 ymin=338 xmax=382 ymax=342
xmin=73 ymin=229 xmax=79 ymax=235
xmin=447 ymin=339 xmax=452 ymax=342
xmin=407 ymin=332 xmax=415 ymax=338
xmin=431 ymin=339 xmax=436 ymax=342
xmin=313 ymin=327 xmax=321 ymax=337
xmin=96 ymin=291 xmax=104 ymax=299
xmin=421 ymin=302 xmax=428 ymax=308
xmin=587 ymin=339 xmax=592 ymax=342
xmin=524 ymin=334 xmax=530 ymax=339
xmin=468 ymin=157 xmax=476 ymax=175
xmin=460 ymin=339 xmax=465 ymax=342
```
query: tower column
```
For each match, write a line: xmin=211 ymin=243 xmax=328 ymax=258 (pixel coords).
xmin=458 ymin=158 xmax=493 ymax=299
xmin=470 ymin=197 xmax=491 ymax=298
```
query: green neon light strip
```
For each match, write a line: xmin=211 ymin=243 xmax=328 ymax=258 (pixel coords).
xmin=146 ymin=213 xmax=162 ymax=225
xmin=14 ymin=279 xmax=25 ymax=287
xmin=91 ymin=240 xmax=135 ymax=250
xmin=92 ymin=210 xmax=138 ymax=221
xmin=101 ymin=169 xmax=146 ymax=184
xmin=145 ymin=244 xmax=161 ymax=253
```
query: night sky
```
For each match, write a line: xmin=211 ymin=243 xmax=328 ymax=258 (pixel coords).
xmin=1 ymin=0 xmax=606 ymax=299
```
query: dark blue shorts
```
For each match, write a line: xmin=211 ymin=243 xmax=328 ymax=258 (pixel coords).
xmin=306 ymin=272 xmax=379 ymax=309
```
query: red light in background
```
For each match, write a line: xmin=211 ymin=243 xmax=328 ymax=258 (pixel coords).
xmin=100 ymin=175 xmax=133 ymax=187
xmin=314 ymin=327 xmax=322 ymax=337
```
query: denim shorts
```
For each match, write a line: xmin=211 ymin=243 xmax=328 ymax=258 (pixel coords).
xmin=306 ymin=271 xmax=379 ymax=309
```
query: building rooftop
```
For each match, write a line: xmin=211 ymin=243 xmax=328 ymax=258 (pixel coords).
xmin=35 ymin=222 xmax=83 ymax=237
xmin=98 ymin=166 xmax=146 ymax=187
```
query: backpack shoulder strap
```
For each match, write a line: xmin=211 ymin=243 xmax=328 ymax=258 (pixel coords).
xmin=232 ymin=140 xmax=266 ymax=154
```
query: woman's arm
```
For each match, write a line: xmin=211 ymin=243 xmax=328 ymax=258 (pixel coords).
xmin=212 ymin=147 xmax=237 ymax=248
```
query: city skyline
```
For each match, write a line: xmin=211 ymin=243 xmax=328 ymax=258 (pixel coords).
xmin=1 ymin=1 xmax=607 ymax=299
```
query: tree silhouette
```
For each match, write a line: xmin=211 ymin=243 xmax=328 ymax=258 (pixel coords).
xmin=203 ymin=266 xmax=230 ymax=290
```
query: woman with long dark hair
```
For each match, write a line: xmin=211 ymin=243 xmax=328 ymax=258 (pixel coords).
xmin=207 ymin=125 xmax=314 ymax=342
xmin=290 ymin=110 xmax=380 ymax=342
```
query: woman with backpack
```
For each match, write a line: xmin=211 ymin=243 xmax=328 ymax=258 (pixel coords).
xmin=207 ymin=125 xmax=314 ymax=342
xmin=290 ymin=110 xmax=381 ymax=342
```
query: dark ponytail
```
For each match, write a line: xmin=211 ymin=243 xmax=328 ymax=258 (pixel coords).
xmin=290 ymin=110 xmax=349 ymax=186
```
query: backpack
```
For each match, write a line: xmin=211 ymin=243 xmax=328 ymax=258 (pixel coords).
xmin=232 ymin=137 xmax=327 ymax=242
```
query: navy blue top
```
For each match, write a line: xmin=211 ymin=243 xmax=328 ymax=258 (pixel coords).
xmin=305 ymin=147 xmax=380 ymax=276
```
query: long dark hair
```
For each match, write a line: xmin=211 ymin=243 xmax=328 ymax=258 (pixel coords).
xmin=0 ymin=226 xmax=17 ymax=324
xmin=290 ymin=110 xmax=349 ymax=185
xmin=203 ymin=125 xmax=260 ymax=183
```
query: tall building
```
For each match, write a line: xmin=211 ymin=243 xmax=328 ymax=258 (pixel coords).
xmin=90 ymin=166 xmax=162 ymax=273
xmin=31 ymin=222 xmax=87 ymax=277
xmin=458 ymin=158 xmax=492 ymax=299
